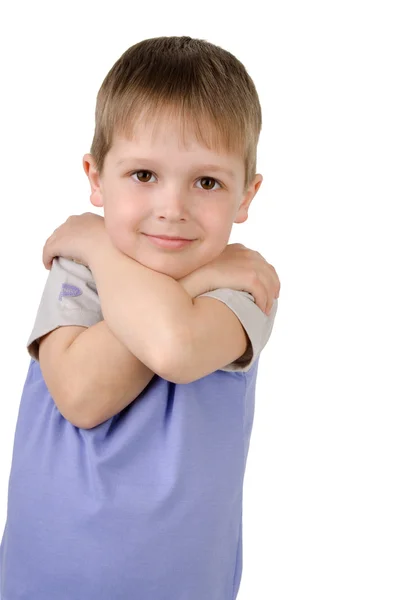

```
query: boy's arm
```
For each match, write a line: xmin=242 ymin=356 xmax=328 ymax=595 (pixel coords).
xmin=38 ymin=266 xmax=210 ymax=430
xmin=87 ymin=237 xmax=202 ymax=378
xmin=39 ymin=320 xmax=155 ymax=429
xmin=87 ymin=238 xmax=278 ymax=386
xmin=87 ymin=242 xmax=261 ymax=387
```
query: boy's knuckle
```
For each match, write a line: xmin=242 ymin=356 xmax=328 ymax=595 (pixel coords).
xmin=248 ymin=269 xmax=259 ymax=285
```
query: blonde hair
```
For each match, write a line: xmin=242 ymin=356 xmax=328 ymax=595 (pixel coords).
xmin=90 ymin=36 xmax=262 ymax=192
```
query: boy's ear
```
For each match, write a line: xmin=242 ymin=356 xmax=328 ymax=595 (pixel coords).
xmin=234 ymin=174 xmax=263 ymax=224
xmin=82 ymin=154 xmax=104 ymax=208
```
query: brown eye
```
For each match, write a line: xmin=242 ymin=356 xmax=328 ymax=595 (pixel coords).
xmin=199 ymin=177 xmax=220 ymax=191
xmin=132 ymin=171 xmax=155 ymax=183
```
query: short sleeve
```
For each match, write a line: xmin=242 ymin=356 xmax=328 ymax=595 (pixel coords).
xmin=26 ymin=257 xmax=103 ymax=362
xmin=196 ymin=289 xmax=278 ymax=373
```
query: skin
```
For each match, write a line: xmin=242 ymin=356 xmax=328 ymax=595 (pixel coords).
xmin=82 ymin=113 xmax=263 ymax=281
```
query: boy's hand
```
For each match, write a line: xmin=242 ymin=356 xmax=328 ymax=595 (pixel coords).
xmin=42 ymin=212 xmax=106 ymax=270
xmin=198 ymin=243 xmax=280 ymax=316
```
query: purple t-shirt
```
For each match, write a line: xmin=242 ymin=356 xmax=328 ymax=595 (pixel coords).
xmin=0 ymin=258 xmax=278 ymax=600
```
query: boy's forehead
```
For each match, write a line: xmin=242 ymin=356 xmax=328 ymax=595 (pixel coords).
xmin=113 ymin=122 xmax=215 ymax=152
xmin=110 ymin=130 xmax=242 ymax=169
xmin=112 ymin=108 xmax=241 ymax=155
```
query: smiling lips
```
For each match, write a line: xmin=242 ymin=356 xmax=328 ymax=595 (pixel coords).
xmin=143 ymin=234 xmax=195 ymax=250
xmin=146 ymin=234 xmax=195 ymax=241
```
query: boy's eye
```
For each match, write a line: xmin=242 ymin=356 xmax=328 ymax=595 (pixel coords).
xmin=132 ymin=170 xmax=155 ymax=183
xmin=198 ymin=177 xmax=221 ymax=191
xmin=130 ymin=171 xmax=222 ymax=191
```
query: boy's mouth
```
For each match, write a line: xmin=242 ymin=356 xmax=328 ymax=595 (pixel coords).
xmin=143 ymin=234 xmax=196 ymax=250
xmin=144 ymin=233 xmax=195 ymax=241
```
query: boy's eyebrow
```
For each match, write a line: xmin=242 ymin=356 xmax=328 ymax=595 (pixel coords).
xmin=116 ymin=157 xmax=236 ymax=180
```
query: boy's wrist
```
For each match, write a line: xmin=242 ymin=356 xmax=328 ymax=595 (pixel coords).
xmin=86 ymin=229 xmax=117 ymax=270
xmin=178 ymin=265 xmax=214 ymax=298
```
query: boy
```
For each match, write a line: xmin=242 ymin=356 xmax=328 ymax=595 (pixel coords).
xmin=0 ymin=36 xmax=280 ymax=599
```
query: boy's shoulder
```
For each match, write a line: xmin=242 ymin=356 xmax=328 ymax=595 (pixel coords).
xmin=192 ymin=288 xmax=278 ymax=373
xmin=26 ymin=257 xmax=103 ymax=361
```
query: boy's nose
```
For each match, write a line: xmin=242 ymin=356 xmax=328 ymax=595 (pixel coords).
xmin=153 ymin=188 xmax=189 ymax=219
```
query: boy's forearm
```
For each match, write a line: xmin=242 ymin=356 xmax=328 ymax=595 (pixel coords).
xmin=66 ymin=319 xmax=156 ymax=428
xmin=64 ymin=269 xmax=211 ymax=429
xmin=88 ymin=237 xmax=211 ymax=376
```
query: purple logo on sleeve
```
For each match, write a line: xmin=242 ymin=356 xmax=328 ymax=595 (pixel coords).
xmin=59 ymin=283 xmax=83 ymax=301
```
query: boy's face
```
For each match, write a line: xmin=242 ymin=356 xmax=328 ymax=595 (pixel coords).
xmin=84 ymin=115 xmax=262 ymax=280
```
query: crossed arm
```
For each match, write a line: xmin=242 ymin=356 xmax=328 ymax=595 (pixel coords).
xmin=39 ymin=241 xmax=218 ymax=429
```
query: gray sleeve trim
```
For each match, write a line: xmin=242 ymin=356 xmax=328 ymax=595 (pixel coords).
xmin=196 ymin=289 xmax=278 ymax=373
xmin=26 ymin=257 xmax=103 ymax=361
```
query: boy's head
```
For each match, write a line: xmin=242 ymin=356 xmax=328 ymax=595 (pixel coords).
xmin=83 ymin=36 xmax=263 ymax=280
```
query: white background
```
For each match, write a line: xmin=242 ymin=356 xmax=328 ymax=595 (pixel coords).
xmin=0 ymin=1 xmax=396 ymax=598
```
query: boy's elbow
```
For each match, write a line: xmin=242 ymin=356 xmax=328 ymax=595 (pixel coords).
xmin=154 ymin=327 xmax=191 ymax=384
xmin=48 ymin=369 xmax=99 ymax=429
xmin=55 ymin=389 xmax=96 ymax=430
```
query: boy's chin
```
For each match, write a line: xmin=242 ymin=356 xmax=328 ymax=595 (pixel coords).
xmin=110 ymin=235 xmax=205 ymax=279
xmin=118 ymin=248 xmax=195 ymax=279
